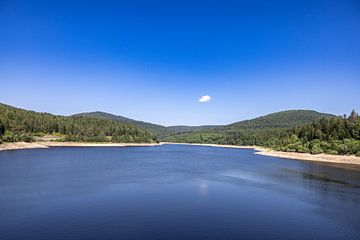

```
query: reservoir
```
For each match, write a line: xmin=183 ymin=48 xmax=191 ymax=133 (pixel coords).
xmin=0 ymin=144 xmax=359 ymax=240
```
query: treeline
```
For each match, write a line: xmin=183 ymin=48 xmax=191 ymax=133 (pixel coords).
xmin=164 ymin=110 xmax=335 ymax=145
xmin=271 ymin=110 xmax=360 ymax=155
xmin=163 ymin=128 xmax=285 ymax=146
xmin=1 ymin=102 xmax=358 ymax=155
xmin=0 ymin=104 xmax=157 ymax=143
xmin=227 ymin=110 xmax=335 ymax=129
xmin=165 ymin=111 xmax=360 ymax=156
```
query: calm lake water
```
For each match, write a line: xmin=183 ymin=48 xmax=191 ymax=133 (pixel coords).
xmin=0 ymin=144 xmax=360 ymax=240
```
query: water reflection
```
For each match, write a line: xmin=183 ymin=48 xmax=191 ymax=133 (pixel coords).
xmin=272 ymin=160 xmax=360 ymax=206
xmin=282 ymin=168 xmax=359 ymax=187
xmin=198 ymin=180 xmax=208 ymax=197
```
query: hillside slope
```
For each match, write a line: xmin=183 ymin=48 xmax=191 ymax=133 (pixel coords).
xmin=73 ymin=111 xmax=171 ymax=136
xmin=270 ymin=110 xmax=360 ymax=155
xmin=74 ymin=112 xmax=218 ymax=136
xmin=164 ymin=110 xmax=336 ymax=145
xmin=0 ymin=104 xmax=156 ymax=143
xmin=226 ymin=110 xmax=335 ymax=129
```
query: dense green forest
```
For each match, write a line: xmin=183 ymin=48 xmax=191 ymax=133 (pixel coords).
xmin=272 ymin=110 xmax=360 ymax=155
xmin=226 ymin=110 xmax=335 ymax=129
xmin=76 ymin=110 xmax=331 ymax=138
xmin=0 ymin=104 xmax=157 ymax=143
xmin=164 ymin=110 xmax=360 ymax=156
xmin=163 ymin=110 xmax=335 ymax=145
xmin=73 ymin=111 xmax=173 ymax=136
xmin=75 ymin=111 xmax=217 ymax=136
xmin=1 ymin=103 xmax=359 ymax=155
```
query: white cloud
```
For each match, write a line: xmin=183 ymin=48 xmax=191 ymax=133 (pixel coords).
xmin=198 ymin=95 xmax=211 ymax=103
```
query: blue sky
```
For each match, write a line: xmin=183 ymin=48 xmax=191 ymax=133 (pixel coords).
xmin=1 ymin=0 xmax=359 ymax=126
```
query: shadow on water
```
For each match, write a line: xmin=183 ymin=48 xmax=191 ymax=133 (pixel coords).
xmin=282 ymin=168 xmax=360 ymax=188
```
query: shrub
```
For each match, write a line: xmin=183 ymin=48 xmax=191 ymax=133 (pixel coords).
xmin=19 ymin=133 xmax=33 ymax=142
xmin=325 ymin=149 xmax=338 ymax=155
xmin=296 ymin=146 xmax=309 ymax=153
xmin=311 ymin=145 xmax=324 ymax=154
xmin=2 ymin=134 xmax=14 ymax=142
xmin=337 ymin=144 xmax=349 ymax=154
xmin=319 ymin=141 xmax=331 ymax=151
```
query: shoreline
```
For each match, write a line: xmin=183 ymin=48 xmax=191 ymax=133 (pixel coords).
xmin=1 ymin=141 xmax=359 ymax=168
xmin=0 ymin=142 xmax=162 ymax=151
xmin=161 ymin=142 xmax=360 ymax=167
xmin=160 ymin=142 xmax=266 ymax=151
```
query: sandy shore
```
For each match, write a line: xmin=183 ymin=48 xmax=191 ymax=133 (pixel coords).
xmin=161 ymin=142 xmax=360 ymax=166
xmin=0 ymin=142 xmax=162 ymax=151
xmin=254 ymin=148 xmax=360 ymax=166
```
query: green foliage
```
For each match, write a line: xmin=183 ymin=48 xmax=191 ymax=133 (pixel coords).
xmin=325 ymin=149 xmax=338 ymax=155
xmin=78 ymin=110 xmax=332 ymax=139
xmin=0 ymin=103 xmax=156 ymax=143
xmin=2 ymin=102 xmax=358 ymax=156
xmin=74 ymin=111 xmax=218 ymax=137
xmin=165 ymin=110 xmax=334 ymax=144
xmin=165 ymin=110 xmax=360 ymax=156
xmin=274 ymin=111 xmax=360 ymax=155
xmin=73 ymin=111 xmax=173 ymax=137
xmin=310 ymin=144 xmax=324 ymax=154
xmin=226 ymin=110 xmax=335 ymax=129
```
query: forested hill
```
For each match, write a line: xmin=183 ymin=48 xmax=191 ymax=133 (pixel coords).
xmin=73 ymin=111 xmax=172 ymax=136
xmin=0 ymin=103 xmax=156 ymax=143
xmin=1 ymin=103 xmax=357 ymax=155
xmin=271 ymin=110 xmax=360 ymax=155
xmin=0 ymin=102 xmax=344 ymax=150
xmin=167 ymin=125 xmax=219 ymax=133
xmin=225 ymin=110 xmax=336 ymax=130
xmin=75 ymin=110 xmax=333 ymax=138
xmin=163 ymin=110 xmax=336 ymax=145
xmin=73 ymin=112 xmax=218 ymax=136
xmin=72 ymin=110 xmax=335 ymax=140
xmin=163 ymin=109 xmax=360 ymax=156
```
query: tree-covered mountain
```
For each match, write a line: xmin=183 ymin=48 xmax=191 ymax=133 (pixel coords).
xmin=68 ymin=109 xmax=337 ymax=144
xmin=163 ymin=110 xmax=336 ymax=145
xmin=168 ymin=125 xmax=219 ymax=134
xmin=225 ymin=110 xmax=335 ymax=129
xmin=73 ymin=111 xmax=172 ymax=136
xmin=4 ymin=102 xmax=357 ymax=155
xmin=73 ymin=112 xmax=218 ymax=137
xmin=0 ymin=103 xmax=156 ymax=143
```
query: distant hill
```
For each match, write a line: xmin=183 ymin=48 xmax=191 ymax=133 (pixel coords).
xmin=73 ymin=111 xmax=172 ymax=136
xmin=167 ymin=125 xmax=219 ymax=133
xmin=73 ymin=112 xmax=219 ymax=137
xmin=2 ymin=102 xmax=355 ymax=155
xmin=163 ymin=110 xmax=336 ymax=144
xmin=74 ymin=110 xmax=335 ymax=141
xmin=0 ymin=103 xmax=156 ymax=143
xmin=225 ymin=110 xmax=336 ymax=130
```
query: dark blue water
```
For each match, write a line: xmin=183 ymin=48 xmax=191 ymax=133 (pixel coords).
xmin=0 ymin=144 xmax=360 ymax=240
